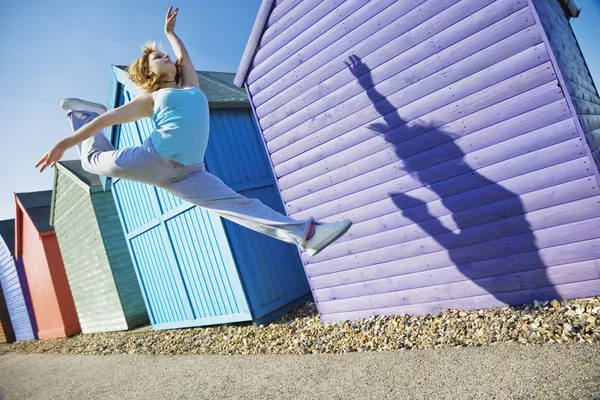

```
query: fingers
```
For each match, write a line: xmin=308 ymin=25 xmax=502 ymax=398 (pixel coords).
xmin=346 ymin=55 xmax=362 ymax=66
xmin=35 ymin=153 xmax=48 ymax=169
xmin=39 ymin=159 xmax=56 ymax=173
xmin=35 ymin=152 xmax=60 ymax=173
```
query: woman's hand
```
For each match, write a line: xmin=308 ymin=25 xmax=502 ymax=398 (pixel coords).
xmin=35 ymin=140 xmax=69 ymax=173
xmin=165 ymin=6 xmax=178 ymax=34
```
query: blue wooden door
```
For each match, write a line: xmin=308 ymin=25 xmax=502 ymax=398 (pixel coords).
xmin=108 ymin=70 xmax=252 ymax=330
xmin=204 ymin=108 xmax=310 ymax=320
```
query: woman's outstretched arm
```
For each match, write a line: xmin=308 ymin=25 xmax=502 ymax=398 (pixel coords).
xmin=164 ymin=6 xmax=200 ymax=89
xmin=35 ymin=93 xmax=153 ymax=173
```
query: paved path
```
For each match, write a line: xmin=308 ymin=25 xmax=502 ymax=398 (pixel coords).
xmin=1 ymin=343 xmax=599 ymax=400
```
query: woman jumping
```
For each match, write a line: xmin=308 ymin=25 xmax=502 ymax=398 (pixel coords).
xmin=35 ymin=7 xmax=352 ymax=257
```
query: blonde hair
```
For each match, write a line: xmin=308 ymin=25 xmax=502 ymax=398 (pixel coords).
xmin=126 ymin=41 xmax=184 ymax=92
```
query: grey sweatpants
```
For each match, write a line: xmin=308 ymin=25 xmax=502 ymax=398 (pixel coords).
xmin=68 ymin=110 xmax=312 ymax=247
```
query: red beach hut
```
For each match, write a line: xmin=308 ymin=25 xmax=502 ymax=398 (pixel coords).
xmin=14 ymin=191 xmax=80 ymax=339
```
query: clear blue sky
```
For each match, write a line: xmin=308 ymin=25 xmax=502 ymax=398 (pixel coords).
xmin=0 ymin=0 xmax=599 ymax=221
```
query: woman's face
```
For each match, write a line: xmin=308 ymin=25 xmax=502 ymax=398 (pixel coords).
xmin=148 ymin=51 xmax=176 ymax=78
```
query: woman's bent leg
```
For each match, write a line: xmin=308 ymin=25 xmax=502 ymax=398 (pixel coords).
xmin=66 ymin=110 xmax=170 ymax=186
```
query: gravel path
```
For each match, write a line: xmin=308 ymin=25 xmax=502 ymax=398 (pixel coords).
xmin=2 ymin=298 xmax=598 ymax=356
xmin=1 ymin=342 xmax=599 ymax=400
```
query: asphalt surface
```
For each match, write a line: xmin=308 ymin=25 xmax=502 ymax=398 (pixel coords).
xmin=1 ymin=343 xmax=599 ymax=400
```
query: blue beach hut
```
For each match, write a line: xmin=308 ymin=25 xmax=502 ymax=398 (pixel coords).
xmin=100 ymin=66 xmax=310 ymax=330
xmin=0 ymin=219 xmax=37 ymax=340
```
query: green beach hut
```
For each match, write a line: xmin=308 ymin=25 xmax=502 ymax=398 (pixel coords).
xmin=50 ymin=160 xmax=149 ymax=333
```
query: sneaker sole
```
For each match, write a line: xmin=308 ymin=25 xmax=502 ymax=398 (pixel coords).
xmin=61 ymin=98 xmax=107 ymax=114
xmin=306 ymin=220 xmax=353 ymax=257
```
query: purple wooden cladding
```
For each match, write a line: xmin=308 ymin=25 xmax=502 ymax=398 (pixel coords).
xmin=533 ymin=0 xmax=600 ymax=170
xmin=235 ymin=0 xmax=600 ymax=323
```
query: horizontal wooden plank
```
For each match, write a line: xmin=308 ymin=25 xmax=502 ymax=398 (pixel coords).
xmin=262 ymin=1 xmax=531 ymax=136
xmin=254 ymin=0 xmax=499 ymax=112
xmin=0 ymin=273 xmax=20 ymax=291
xmin=318 ymin=258 xmax=600 ymax=315
xmin=578 ymin=115 xmax=600 ymax=133
xmin=283 ymin=85 xmax=565 ymax=203
xmin=262 ymin=0 xmax=304 ymax=34
xmin=307 ymin=193 xmax=600 ymax=280
xmin=591 ymin=149 xmax=600 ymax=169
xmin=311 ymin=235 xmax=600 ymax=291
xmin=292 ymin=117 xmax=582 ymax=221
xmin=307 ymin=207 xmax=600 ymax=279
xmin=555 ymin=66 xmax=595 ymax=99
xmin=267 ymin=14 xmax=541 ymax=155
xmin=570 ymin=96 xmax=600 ymax=117
xmin=586 ymin=128 xmax=600 ymax=153
xmin=558 ymin=60 xmax=598 ymax=97
xmin=315 ymin=253 xmax=600 ymax=313
xmin=249 ymin=0 xmax=370 ymax=86
xmin=309 ymin=172 xmax=598 ymax=263
xmin=257 ymin=0 xmax=398 ymax=72
xmin=564 ymin=80 xmax=600 ymax=105
xmin=259 ymin=0 xmax=524 ymax=127
xmin=275 ymin=43 xmax=551 ymax=182
xmin=315 ymin=188 xmax=599 ymax=280
xmin=320 ymin=278 xmax=600 ymax=322
xmin=284 ymin=74 xmax=565 ymax=210
xmin=251 ymin=0 xmax=432 ymax=101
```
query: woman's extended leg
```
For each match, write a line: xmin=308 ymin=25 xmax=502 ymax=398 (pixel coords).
xmin=64 ymin=99 xmax=351 ymax=256
xmin=160 ymin=165 xmax=313 ymax=247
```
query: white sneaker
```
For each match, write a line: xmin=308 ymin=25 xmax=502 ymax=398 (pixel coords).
xmin=303 ymin=219 xmax=353 ymax=257
xmin=61 ymin=98 xmax=107 ymax=115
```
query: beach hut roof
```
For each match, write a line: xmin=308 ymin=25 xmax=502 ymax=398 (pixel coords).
xmin=15 ymin=191 xmax=53 ymax=233
xmin=0 ymin=219 xmax=15 ymax=255
xmin=115 ymin=66 xmax=248 ymax=106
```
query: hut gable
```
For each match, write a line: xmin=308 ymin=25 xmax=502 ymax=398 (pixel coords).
xmin=0 ymin=220 xmax=15 ymax=256
xmin=15 ymin=191 xmax=53 ymax=235
xmin=114 ymin=67 xmax=249 ymax=107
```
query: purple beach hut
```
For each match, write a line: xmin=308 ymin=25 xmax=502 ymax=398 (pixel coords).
xmin=235 ymin=0 xmax=600 ymax=323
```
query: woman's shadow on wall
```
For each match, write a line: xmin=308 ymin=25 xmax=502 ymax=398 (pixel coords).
xmin=344 ymin=55 xmax=561 ymax=305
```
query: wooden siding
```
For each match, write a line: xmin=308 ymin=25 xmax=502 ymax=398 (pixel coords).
xmin=203 ymin=108 xmax=310 ymax=319
xmin=106 ymin=66 xmax=309 ymax=328
xmin=53 ymin=168 xmax=147 ymax=333
xmin=0 ymin=235 xmax=36 ymax=340
xmin=91 ymin=190 xmax=149 ymax=329
xmin=244 ymin=0 xmax=600 ymax=322
xmin=16 ymin=197 xmax=80 ymax=338
xmin=0 ymin=281 xmax=15 ymax=343
xmin=533 ymin=0 xmax=600 ymax=170
xmin=111 ymin=88 xmax=253 ymax=329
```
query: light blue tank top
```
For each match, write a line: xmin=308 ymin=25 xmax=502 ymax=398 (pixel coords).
xmin=150 ymin=86 xmax=210 ymax=166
